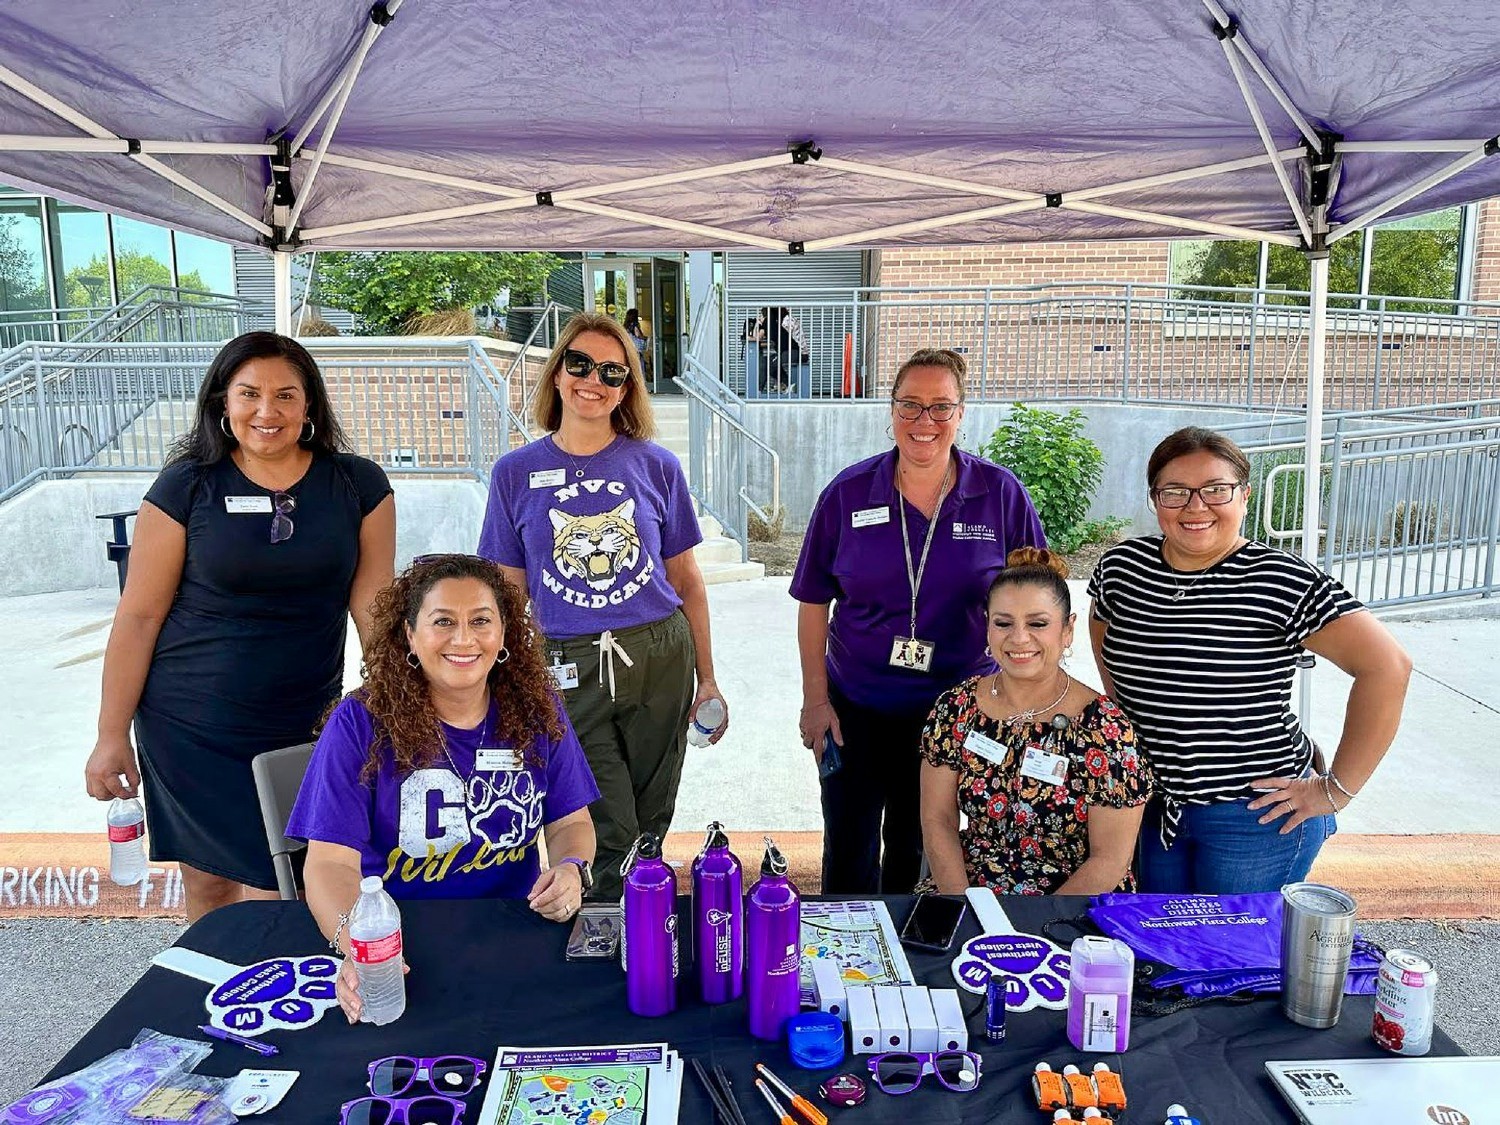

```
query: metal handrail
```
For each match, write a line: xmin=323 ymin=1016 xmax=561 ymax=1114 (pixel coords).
xmin=677 ymin=366 xmax=781 ymax=525
xmin=467 ymin=340 xmax=534 ymax=448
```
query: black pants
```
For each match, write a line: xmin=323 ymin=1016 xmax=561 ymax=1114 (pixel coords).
xmin=819 ymin=682 xmax=931 ymax=894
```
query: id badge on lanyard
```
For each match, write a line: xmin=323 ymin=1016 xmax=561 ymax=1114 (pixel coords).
xmin=889 ymin=462 xmax=951 ymax=673
xmin=546 ymin=646 xmax=579 ymax=690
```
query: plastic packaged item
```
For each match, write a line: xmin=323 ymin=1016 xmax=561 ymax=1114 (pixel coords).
xmin=1061 ymin=1065 xmax=1097 ymax=1108
xmin=349 ymin=876 xmax=406 ymax=1026
xmin=786 ymin=1011 xmax=846 ymax=1070
xmin=745 ymin=836 xmax=800 ymax=1041
xmin=686 ymin=698 xmax=726 ymax=746
xmin=1164 ymin=1106 xmax=1202 ymax=1125
xmin=1033 ymin=1063 xmax=1068 ymax=1111
xmin=1067 ymin=937 xmax=1134 ymax=1052
xmin=0 ymin=1030 xmax=213 ymax=1125
xmin=107 ymin=796 xmax=147 ymax=886
xmin=622 ymin=832 xmax=679 ymax=1017
xmin=1090 ymin=1063 xmax=1127 ymax=1112
xmin=691 ymin=822 xmax=743 ymax=1004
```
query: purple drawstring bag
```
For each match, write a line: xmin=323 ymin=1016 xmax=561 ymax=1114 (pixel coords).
xmin=1088 ymin=893 xmax=1381 ymax=998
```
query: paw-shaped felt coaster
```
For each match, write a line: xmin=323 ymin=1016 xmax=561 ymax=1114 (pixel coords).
xmin=950 ymin=888 xmax=1071 ymax=1011
xmin=153 ymin=947 xmax=341 ymax=1034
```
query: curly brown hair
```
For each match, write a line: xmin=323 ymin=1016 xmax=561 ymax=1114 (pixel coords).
xmin=345 ymin=555 xmax=563 ymax=781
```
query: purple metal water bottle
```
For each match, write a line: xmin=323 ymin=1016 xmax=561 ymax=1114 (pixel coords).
xmin=692 ymin=821 xmax=744 ymax=1004
xmin=622 ymin=832 xmax=679 ymax=1017
xmin=745 ymin=836 xmax=801 ymax=1041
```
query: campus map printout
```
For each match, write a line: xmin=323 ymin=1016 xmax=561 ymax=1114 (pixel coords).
xmin=798 ymin=900 xmax=915 ymax=1003
xmin=475 ymin=1043 xmax=681 ymax=1125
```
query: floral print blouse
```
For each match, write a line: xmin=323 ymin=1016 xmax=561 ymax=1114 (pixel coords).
xmin=920 ymin=677 xmax=1153 ymax=895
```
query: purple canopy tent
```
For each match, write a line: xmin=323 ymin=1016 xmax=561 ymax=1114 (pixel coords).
xmin=2 ymin=0 xmax=1499 ymax=554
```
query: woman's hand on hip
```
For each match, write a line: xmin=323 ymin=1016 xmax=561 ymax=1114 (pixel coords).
xmin=1248 ymin=774 xmax=1338 ymax=834
xmin=799 ymin=700 xmax=843 ymax=760
xmin=84 ymin=733 xmax=140 ymax=800
xmin=528 ymin=862 xmax=584 ymax=923
xmin=689 ymin=681 xmax=729 ymax=745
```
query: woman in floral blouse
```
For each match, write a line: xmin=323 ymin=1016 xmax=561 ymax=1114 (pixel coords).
xmin=919 ymin=548 xmax=1152 ymax=895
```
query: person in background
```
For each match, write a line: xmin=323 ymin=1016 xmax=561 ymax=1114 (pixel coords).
xmin=85 ymin=331 xmax=395 ymax=921
xmin=288 ymin=555 xmax=598 ymax=1023
xmin=1088 ymin=426 xmax=1413 ymax=894
xmin=920 ymin=548 xmax=1151 ymax=895
xmin=748 ymin=306 xmax=807 ymax=394
xmin=791 ymin=348 xmax=1047 ymax=893
xmin=478 ymin=312 xmax=727 ymax=899
xmin=623 ymin=307 xmax=649 ymax=378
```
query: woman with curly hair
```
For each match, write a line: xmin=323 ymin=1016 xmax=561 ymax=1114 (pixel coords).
xmin=288 ymin=556 xmax=599 ymax=1012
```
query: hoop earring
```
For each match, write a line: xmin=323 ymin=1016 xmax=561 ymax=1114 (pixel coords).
xmin=886 ymin=424 xmax=894 ymax=441
xmin=300 ymin=419 xmax=316 ymax=442
xmin=495 ymin=646 xmax=510 ymax=665
xmin=1062 ymin=646 xmax=1073 ymax=664
xmin=406 ymin=652 xmax=421 ymax=669
xmin=983 ymin=645 xmax=991 ymax=657
xmin=219 ymin=415 xmax=233 ymax=439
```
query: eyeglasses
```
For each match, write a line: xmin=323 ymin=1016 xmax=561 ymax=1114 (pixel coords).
xmin=892 ymin=398 xmax=960 ymax=423
xmin=368 ymin=1055 xmax=487 ymax=1097
xmin=562 ymin=349 xmax=630 ymax=388
xmin=270 ymin=490 xmax=296 ymax=544
xmin=339 ymin=1096 xmax=466 ymax=1125
xmin=866 ymin=1050 xmax=982 ymax=1095
xmin=1151 ymin=482 xmax=1244 ymax=509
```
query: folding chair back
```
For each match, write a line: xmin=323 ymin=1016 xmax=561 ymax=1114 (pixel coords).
xmin=250 ymin=742 xmax=314 ymax=900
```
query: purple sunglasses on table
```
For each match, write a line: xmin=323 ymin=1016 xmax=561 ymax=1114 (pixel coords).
xmin=866 ymin=1049 xmax=983 ymax=1094
xmin=367 ymin=1054 xmax=487 ymax=1096
xmin=340 ymin=1095 xmax=466 ymax=1125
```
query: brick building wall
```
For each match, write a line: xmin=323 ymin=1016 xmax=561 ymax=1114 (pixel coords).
xmin=877 ymin=242 xmax=1171 ymax=293
xmin=1470 ymin=199 xmax=1500 ymax=307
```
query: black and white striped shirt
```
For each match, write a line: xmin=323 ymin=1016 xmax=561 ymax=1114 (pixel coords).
xmin=1086 ymin=536 xmax=1362 ymax=807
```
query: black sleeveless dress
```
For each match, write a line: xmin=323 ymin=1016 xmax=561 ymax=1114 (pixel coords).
xmin=135 ymin=452 xmax=391 ymax=888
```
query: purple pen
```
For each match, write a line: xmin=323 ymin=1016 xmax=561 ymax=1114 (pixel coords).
xmin=198 ymin=1023 xmax=279 ymax=1057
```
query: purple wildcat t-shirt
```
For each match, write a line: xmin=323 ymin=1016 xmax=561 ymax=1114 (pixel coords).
xmin=286 ymin=695 xmax=600 ymax=900
xmin=477 ymin=435 xmax=703 ymax=639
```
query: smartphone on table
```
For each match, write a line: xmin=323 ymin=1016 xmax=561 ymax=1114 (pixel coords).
xmin=899 ymin=893 xmax=968 ymax=954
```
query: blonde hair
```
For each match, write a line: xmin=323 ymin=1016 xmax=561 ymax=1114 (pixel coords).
xmin=892 ymin=348 xmax=967 ymax=402
xmin=528 ymin=312 xmax=657 ymax=440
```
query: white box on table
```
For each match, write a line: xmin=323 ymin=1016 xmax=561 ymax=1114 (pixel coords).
xmin=929 ymin=988 xmax=969 ymax=1052
xmin=901 ymin=985 xmax=939 ymax=1054
xmin=846 ymin=985 xmax=881 ymax=1054
xmin=872 ymin=984 xmax=910 ymax=1053
xmin=812 ymin=958 xmax=847 ymax=1021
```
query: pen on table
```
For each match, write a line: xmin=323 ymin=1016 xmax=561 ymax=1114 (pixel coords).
xmin=197 ymin=1023 xmax=279 ymax=1057
xmin=755 ymin=1064 xmax=827 ymax=1125
xmin=755 ymin=1080 xmax=793 ymax=1125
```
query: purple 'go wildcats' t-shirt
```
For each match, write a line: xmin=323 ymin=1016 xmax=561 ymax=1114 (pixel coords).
xmin=286 ymin=696 xmax=601 ymax=900
xmin=478 ymin=436 xmax=703 ymax=640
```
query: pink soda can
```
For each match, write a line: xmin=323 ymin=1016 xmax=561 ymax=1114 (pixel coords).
xmin=1372 ymin=948 xmax=1438 ymax=1056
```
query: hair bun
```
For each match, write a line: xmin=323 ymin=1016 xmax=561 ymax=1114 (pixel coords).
xmin=1006 ymin=546 xmax=1070 ymax=579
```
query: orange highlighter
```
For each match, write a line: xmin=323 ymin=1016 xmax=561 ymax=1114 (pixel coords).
xmin=756 ymin=1064 xmax=829 ymax=1125
xmin=756 ymin=1079 xmax=794 ymax=1125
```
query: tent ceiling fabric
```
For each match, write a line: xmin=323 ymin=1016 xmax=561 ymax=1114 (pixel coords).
xmin=0 ymin=0 xmax=1497 ymax=254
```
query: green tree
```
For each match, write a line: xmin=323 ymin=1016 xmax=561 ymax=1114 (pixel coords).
xmin=0 ymin=215 xmax=45 ymax=310
xmin=61 ymin=251 xmax=207 ymax=309
xmin=313 ymin=251 xmax=564 ymax=335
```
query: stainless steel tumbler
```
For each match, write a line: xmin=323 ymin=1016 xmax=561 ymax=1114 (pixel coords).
xmin=1280 ymin=881 xmax=1357 ymax=1029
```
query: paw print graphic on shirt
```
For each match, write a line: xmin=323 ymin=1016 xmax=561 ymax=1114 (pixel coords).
xmin=468 ymin=769 xmax=543 ymax=849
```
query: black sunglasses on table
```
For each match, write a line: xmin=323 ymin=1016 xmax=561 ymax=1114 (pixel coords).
xmin=562 ymin=348 xmax=630 ymax=388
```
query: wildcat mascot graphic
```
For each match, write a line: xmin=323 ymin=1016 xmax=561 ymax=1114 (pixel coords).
xmin=550 ymin=499 xmax=641 ymax=591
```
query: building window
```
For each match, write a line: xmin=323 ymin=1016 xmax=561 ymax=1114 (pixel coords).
xmin=49 ymin=202 xmax=114 ymax=310
xmin=173 ymin=230 xmax=234 ymax=296
xmin=0 ymin=195 xmax=47 ymax=313
xmin=110 ymin=215 xmax=175 ymax=297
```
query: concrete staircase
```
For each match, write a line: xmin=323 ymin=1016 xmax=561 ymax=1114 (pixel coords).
xmin=654 ymin=395 xmax=764 ymax=585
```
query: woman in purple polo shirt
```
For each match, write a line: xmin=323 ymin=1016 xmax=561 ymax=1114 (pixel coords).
xmin=478 ymin=312 xmax=727 ymax=901
xmin=792 ymin=348 xmax=1047 ymax=893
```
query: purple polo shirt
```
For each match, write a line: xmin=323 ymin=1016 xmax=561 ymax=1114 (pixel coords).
xmin=790 ymin=448 xmax=1046 ymax=713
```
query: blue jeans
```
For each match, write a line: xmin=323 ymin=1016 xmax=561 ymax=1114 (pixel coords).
xmin=1139 ymin=795 xmax=1337 ymax=894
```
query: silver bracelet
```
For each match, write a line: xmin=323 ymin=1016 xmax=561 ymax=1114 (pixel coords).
xmin=1321 ymin=774 xmax=1342 ymax=814
xmin=1327 ymin=769 xmax=1358 ymax=800
xmin=330 ymin=911 xmax=350 ymax=953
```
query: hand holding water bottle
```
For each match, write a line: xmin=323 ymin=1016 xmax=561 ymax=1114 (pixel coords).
xmin=686 ymin=686 xmax=729 ymax=746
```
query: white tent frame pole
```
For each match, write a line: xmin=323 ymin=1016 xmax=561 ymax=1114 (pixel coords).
xmin=1328 ymin=146 xmax=1492 ymax=243
xmin=0 ymin=136 xmax=274 ymax=155
xmin=1064 ymin=199 xmax=1302 ymax=244
xmin=1301 ymin=252 xmax=1329 ymax=565
xmin=300 ymin=196 xmax=535 ymax=241
xmin=553 ymin=199 xmax=787 ymax=250
xmin=313 ymin=152 xmax=530 ymax=197
xmin=0 ymin=62 xmax=271 ymax=237
xmin=1337 ymin=139 xmax=1493 ymax=154
xmin=1066 ymin=149 xmax=1304 ymax=201
xmin=1212 ymin=25 xmax=1313 ymax=246
xmin=554 ymin=154 xmax=793 ymax=201
xmin=803 ymin=199 xmax=1048 ymax=251
xmin=1201 ymin=0 xmax=1321 ymax=149
xmin=817 ymin=157 xmax=1039 ymax=202
xmin=284 ymin=0 xmax=404 ymax=237
xmin=288 ymin=0 xmax=406 ymax=154
xmin=273 ymin=250 xmax=293 ymax=336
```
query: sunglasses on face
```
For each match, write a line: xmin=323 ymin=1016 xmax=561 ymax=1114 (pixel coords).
xmin=1151 ymin=482 xmax=1243 ymax=509
xmin=339 ymin=1096 xmax=466 ymax=1125
xmin=866 ymin=1050 xmax=983 ymax=1095
xmin=368 ymin=1055 xmax=487 ymax=1097
xmin=270 ymin=490 xmax=296 ymax=545
xmin=561 ymin=349 xmax=630 ymax=388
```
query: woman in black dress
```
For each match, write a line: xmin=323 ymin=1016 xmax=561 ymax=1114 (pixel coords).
xmin=85 ymin=332 xmax=396 ymax=920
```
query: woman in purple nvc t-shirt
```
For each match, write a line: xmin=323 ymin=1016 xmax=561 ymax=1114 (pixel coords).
xmin=791 ymin=348 xmax=1047 ymax=895
xmin=478 ymin=312 xmax=728 ymax=901
xmin=287 ymin=555 xmax=600 ymax=1024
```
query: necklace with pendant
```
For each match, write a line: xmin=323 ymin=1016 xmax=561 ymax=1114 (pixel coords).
xmin=990 ymin=669 xmax=1071 ymax=724
xmin=555 ymin=433 xmax=616 ymax=479
xmin=1168 ymin=540 xmax=1241 ymax=600
xmin=438 ymin=701 xmax=493 ymax=810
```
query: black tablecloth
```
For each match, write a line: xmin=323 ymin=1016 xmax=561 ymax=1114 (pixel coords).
xmin=44 ymin=896 xmax=1460 ymax=1123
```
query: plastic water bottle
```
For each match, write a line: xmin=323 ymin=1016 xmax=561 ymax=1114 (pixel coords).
xmin=746 ymin=836 xmax=801 ymax=1040
xmin=107 ymin=796 xmax=147 ymax=886
xmin=622 ymin=832 xmax=679 ymax=1017
xmin=686 ymin=698 xmax=725 ymax=747
xmin=692 ymin=822 xmax=743 ymax=1004
xmin=349 ymin=875 xmax=406 ymax=1026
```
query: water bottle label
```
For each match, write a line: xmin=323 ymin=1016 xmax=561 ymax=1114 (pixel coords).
xmin=108 ymin=823 xmax=144 ymax=843
xmin=1081 ymin=992 xmax=1121 ymax=1051
xmin=350 ymin=930 xmax=403 ymax=964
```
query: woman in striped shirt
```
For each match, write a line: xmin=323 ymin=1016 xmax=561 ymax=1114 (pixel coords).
xmin=1087 ymin=427 xmax=1412 ymax=894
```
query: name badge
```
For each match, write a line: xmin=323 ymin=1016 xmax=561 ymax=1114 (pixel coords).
xmin=530 ymin=468 xmax=568 ymax=489
xmin=549 ymin=662 xmax=579 ymax=691
xmin=963 ymin=729 xmax=1009 ymax=766
xmin=1020 ymin=743 xmax=1070 ymax=786
xmin=851 ymin=506 xmax=890 ymax=528
xmin=225 ymin=496 xmax=272 ymax=514
xmin=476 ymin=747 xmax=522 ymax=772
xmin=888 ymin=636 xmax=934 ymax=672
